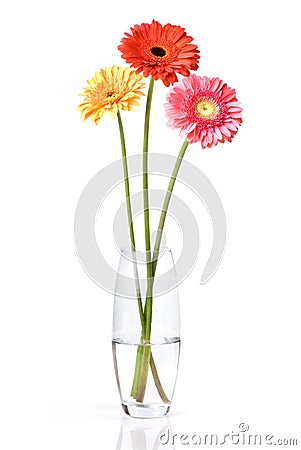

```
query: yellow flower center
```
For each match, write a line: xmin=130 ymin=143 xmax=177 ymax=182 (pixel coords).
xmin=195 ymin=99 xmax=216 ymax=118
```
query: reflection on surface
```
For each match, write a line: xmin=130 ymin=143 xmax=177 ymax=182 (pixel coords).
xmin=116 ymin=416 xmax=175 ymax=450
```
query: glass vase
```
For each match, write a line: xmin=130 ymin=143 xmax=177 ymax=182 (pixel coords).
xmin=112 ymin=248 xmax=180 ymax=418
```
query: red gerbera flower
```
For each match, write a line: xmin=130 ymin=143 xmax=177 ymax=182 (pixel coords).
xmin=118 ymin=20 xmax=200 ymax=87
xmin=165 ymin=75 xmax=243 ymax=148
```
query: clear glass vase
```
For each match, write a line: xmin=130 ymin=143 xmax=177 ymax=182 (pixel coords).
xmin=112 ymin=248 xmax=180 ymax=418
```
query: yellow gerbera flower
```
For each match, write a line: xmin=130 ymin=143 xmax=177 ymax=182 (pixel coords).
xmin=78 ymin=65 xmax=145 ymax=124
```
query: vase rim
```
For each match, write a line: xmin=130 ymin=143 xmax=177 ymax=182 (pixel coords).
xmin=120 ymin=246 xmax=172 ymax=253
xmin=118 ymin=246 xmax=173 ymax=265
xmin=120 ymin=246 xmax=171 ymax=253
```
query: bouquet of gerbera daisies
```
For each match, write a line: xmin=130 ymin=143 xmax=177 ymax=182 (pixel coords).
xmin=78 ymin=20 xmax=242 ymax=414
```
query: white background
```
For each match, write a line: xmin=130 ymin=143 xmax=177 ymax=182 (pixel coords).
xmin=1 ymin=0 xmax=301 ymax=448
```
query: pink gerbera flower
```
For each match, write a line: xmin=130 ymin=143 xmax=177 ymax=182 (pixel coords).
xmin=165 ymin=75 xmax=243 ymax=148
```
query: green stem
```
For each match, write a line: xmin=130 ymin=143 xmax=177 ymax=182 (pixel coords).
xmin=137 ymin=140 xmax=189 ymax=402
xmin=117 ymin=109 xmax=169 ymax=403
xmin=117 ymin=111 xmax=145 ymax=332
xmin=134 ymin=78 xmax=155 ymax=403
xmin=117 ymin=112 xmax=145 ymax=397
xmin=143 ymin=77 xmax=154 ymax=279
xmin=142 ymin=77 xmax=155 ymax=337
xmin=136 ymin=280 xmax=153 ymax=402
xmin=152 ymin=140 xmax=189 ymax=277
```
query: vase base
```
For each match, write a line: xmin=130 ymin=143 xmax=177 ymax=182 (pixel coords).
xmin=122 ymin=402 xmax=170 ymax=419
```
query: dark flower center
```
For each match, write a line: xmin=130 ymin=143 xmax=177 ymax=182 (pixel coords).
xmin=150 ymin=46 xmax=166 ymax=57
